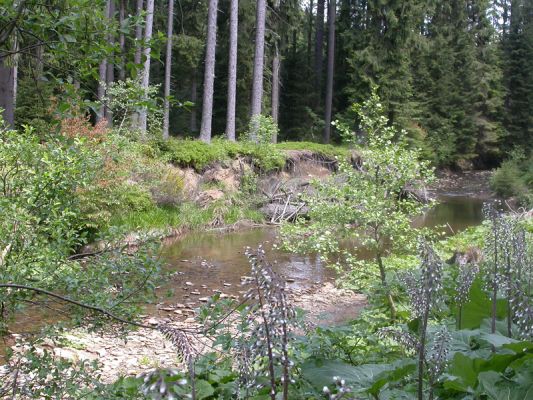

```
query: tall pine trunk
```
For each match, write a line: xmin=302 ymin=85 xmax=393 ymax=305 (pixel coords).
xmin=225 ymin=0 xmax=238 ymax=141
xmin=199 ymin=0 xmax=219 ymax=143
xmin=271 ymin=43 xmax=280 ymax=140
xmin=97 ymin=0 xmax=113 ymax=123
xmin=118 ymin=0 xmax=126 ymax=80
xmin=190 ymin=69 xmax=198 ymax=133
xmin=250 ymin=0 xmax=267 ymax=140
xmin=323 ymin=0 xmax=335 ymax=143
xmin=314 ymin=0 xmax=325 ymax=99
xmin=0 ymin=53 xmax=15 ymax=127
xmin=106 ymin=0 xmax=115 ymax=126
xmin=307 ymin=0 xmax=314 ymax=67
xmin=163 ymin=0 xmax=175 ymax=140
xmin=134 ymin=0 xmax=144 ymax=66
xmin=138 ymin=0 xmax=154 ymax=133
xmin=271 ymin=0 xmax=281 ymax=141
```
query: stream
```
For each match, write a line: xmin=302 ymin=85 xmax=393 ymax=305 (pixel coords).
xmin=0 ymin=194 xmax=491 ymax=363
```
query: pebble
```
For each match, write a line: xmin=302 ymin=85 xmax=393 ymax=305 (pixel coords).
xmin=191 ymin=291 xmax=201 ymax=295
xmin=199 ymin=297 xmax=209 ymax=302
xmin=185 ymin=281 xmax=193 ymax=286
xmin=223 ymin=282 xmax=232 ymax=287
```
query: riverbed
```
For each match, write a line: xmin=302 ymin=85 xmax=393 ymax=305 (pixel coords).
xmin=0 ymin=187 xmax=495 ymax=377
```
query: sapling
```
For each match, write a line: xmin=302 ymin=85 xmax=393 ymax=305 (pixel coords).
xmin=282 ymin=89 xmax=434 ymax=321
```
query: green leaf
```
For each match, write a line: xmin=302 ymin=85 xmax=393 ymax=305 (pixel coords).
xmin=460 ymin=279 xmax=507 ymax=329
xmin=194 ymin=379 xmax=215 ymax=400
xmin=368 ymin=360 xmax=417 ymax=396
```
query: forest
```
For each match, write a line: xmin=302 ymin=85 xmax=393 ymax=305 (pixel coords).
xmin=0 ymin=0 xmax=533 ymax=399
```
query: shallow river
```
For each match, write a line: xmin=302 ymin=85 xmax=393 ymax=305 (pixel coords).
xmin=0 ymin=195 xmax=489 ymax=362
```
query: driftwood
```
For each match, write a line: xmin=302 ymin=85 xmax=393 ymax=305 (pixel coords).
xmin=259 ymin=181 xmax=309 ymax=224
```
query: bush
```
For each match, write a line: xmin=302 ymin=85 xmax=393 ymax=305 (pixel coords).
xmin=243 ymin=114 xmax=279 ymax=144
xmin=491 ymin=150 xmax=533 ymax=207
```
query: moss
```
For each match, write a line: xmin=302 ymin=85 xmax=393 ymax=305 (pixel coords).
xmin=275 ymin=141 xmax=350 ymax=159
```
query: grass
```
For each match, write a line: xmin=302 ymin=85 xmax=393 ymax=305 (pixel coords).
xmin=109 ymin=201 xmax=264 ymax=233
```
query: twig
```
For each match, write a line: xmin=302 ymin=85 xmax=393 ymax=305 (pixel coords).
xmin=0 ymin=284 xmax=188 ymax=332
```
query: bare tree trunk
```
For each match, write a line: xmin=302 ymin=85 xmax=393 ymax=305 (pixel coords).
xmin=134 ymin=0 xmax=144 ymax=66
xmin=138 ymin=0 xmax=154 ymax=133
xmin=118 ymin=0 xmax=126 ymax=80
xmin=323 ymin=0 xmax=335 ymax=143
xmin=250 ymin=0 xmax=267 ymax=140
xmin=163 ymin=0 xmax=175 ymax=140
xmin=307 ymin=0 xmax=314 ymax=67
xmin=271 ymin=43 xmax=280 ymax=139
xmin=12 ymin=33 xmax=18 ymax=121
xmin=225 ymin=0 xmax=238 ymax=141
xmin=190 ymin=69 xmax=198 ymax=133
xmin=199 ymin=0 xmax=219 ymax=143
xmin=0 ymin=50 xmax=15 ymax=127
xmin=35 ymin=43 xmax=44 ymax=78
xmin=106 ymin=0 xmax=115 ymax=126
xmin=97 ymin=0 xmax=113 ymax=123
xmin=97 ymin=54 xmax=108 ymax=122
xmin=271 ymin=0 xmax=281 ymax=141
xmin=314 ymin=0 xmax=325 ymax=98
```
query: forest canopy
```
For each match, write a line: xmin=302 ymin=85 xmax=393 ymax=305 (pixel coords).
xmin=0 ymin=0 xmax=531 ymax=168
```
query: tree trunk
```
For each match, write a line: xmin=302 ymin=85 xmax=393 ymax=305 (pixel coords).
xmin=271 ymin=43 xmax=280 ymax=133
xmin=190 ymin=69 xmax=198 ymax=133
xmin=163 ymin=0 xmax=175 ymax=140
xmin=138 ymin=0 xmax=154 ymax=133
xmin=250 ymin=0 xmax=267 ymax=140
xmin=314 ymin=0 xmax=325 ymax=97
xmin=225 ymin=0 xmax=238 ymax=141
xmin=106 ymin=0 xmax=115 ymax=126
xmin=97 ymin=53 xmax=107 ymax=122
xmin=97 ymin=0 xmax=113 ymax=123
xmin=134 ymin=0 xmax=144 ymax=66
xmin=118 ymin=0 xmax=126 ymax=80
xmin=323 ymin=0 xmax=335 ymax=143
xmin=0 ymin=54 xmax=15 ymax=127
xmin=199 ymin=0 xmax=219 ymax=143
xmin=271 ymin=0 xmax=281 ymax=142
xmin=307 ymin=0 xmax=314 ymax=67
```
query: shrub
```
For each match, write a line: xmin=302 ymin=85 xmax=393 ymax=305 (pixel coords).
xmin=490 ymin=150 xmax=533 ymax=207
xmin=244 ymin=114 xmax=279 ymax=144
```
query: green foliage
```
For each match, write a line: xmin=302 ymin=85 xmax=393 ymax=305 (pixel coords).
xmin=244 ymin=114 xmax=279 ymax=144
xmin=156 ymin=137 xmax=286 ymax=171
xmin=99 ymin=78 xmax=163 ymax=137
xmin=282 ymin=92 xmax=435 ymax=318
xmin=491 ymin=150 xmax=533 ymax=207
xmin=0 ymin=118 xmax=162 ymax=332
